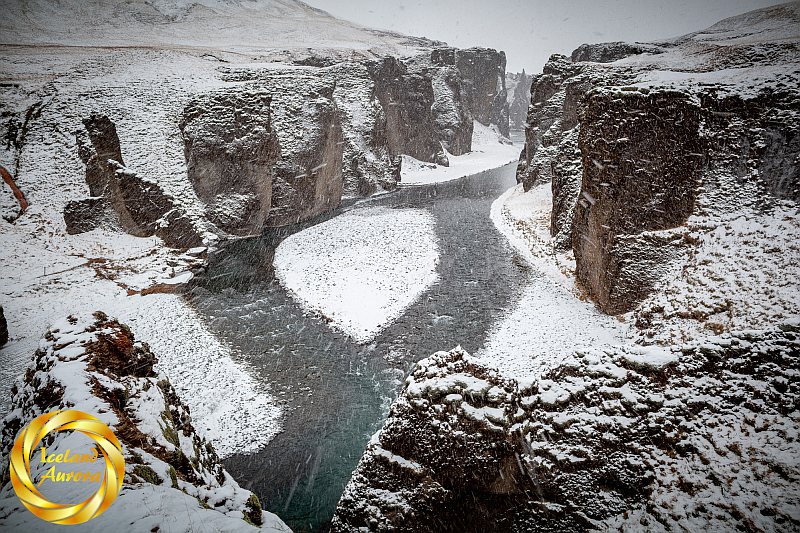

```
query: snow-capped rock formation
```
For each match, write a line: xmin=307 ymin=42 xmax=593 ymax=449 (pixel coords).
xmin=1 ymin=0 xmax=511 ymax=240
xmin=506 ymin=70 xmax=533 ymax=131
xmin=66 ymin=114 xmax=204 ymax=247
xmin=0 ymin=312 xmax=290 ymax=531
xmin=334 ymin=326 xmax=800 ymax=531
xmin=517 ymin=1 xmax=800 ymax=313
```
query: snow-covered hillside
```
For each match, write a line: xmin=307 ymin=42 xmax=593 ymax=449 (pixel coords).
xmin=1 ymin=0 xmax=441 ymax=60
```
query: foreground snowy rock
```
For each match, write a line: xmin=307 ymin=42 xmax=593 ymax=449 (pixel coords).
xmin=334 ymin=328 xmax=800 ymax=531
xmin=0 ymin=312 xmax=290 ymax=532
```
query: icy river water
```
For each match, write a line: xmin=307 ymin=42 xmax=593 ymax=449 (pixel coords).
xmin=189 ymin=160 xmax=529 ymax=531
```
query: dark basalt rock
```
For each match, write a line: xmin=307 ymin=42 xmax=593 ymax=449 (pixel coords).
xmin=63 ymin=196 xmax=112 ymax=235
xmin=571 ymin=41 xmax=664 ymax=63
xmin=506 ymin=70 xmax=533 ymax=131
xmin=66 ymin=114 xmax=203 ymax=247
xmin=264 ymin=76 xmax=344 ymax=227
xmin=0 ymin=305 xmax=7 ymax=346
xmin=180 ymin=89 xmax=281 ymax=235
xmin=367 ymin=56 xmax=449 ymax=167
xmin=335 ymin=329 xmax=800 ymax=531
xmin=451 ymin=47 xmax=510 ymax=137
xmin=332 ymin=349 xmax=539 ymax=532
xmin=572 ymin=89 xmax=704 ymax=314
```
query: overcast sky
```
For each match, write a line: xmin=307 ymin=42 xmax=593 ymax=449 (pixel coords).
xmin=304 ymin=0 xmax=790 ymax=72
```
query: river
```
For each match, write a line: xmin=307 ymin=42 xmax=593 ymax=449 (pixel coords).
xmin=188 ymin=157 xmax=529 ymax=532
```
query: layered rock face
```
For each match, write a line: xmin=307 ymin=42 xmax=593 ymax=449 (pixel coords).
xmin=367 ymin=56 xmax=449 ymax=168
xmin=516 ymin=3 xmax=800 ymax=313
xmin=505 ymin=70 xmax=533 ymax=131
xmin=453 ymin=48 xmax=509 ymax=138
xmin=0 ymin=312 xmax=289 ymax=531
xmin=65 ymin=114 xmax=203 ymax=248
xmin=573 ymin=89 xmax=704 ymax=314
xmin=334 ymin=328 xmax=800 ymax=531
xmin=179 ymin=89 xmax=281 ymax=235
xmin=333 ymin=349 xmax=537 ymax=532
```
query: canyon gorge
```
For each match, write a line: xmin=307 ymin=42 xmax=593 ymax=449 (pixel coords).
xmin=0 ymin=1 xmax=798 ymax=532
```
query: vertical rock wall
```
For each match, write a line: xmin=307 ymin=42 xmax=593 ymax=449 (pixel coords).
xmin=179 ymin=89 xmax=280 ymax=236
xmin=572 ymin=89 xmax=704 ymax=314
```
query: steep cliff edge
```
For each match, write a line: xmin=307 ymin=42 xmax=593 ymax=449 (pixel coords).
xmin=335 ymin=3 xmax=800 ymax=530
xmin=334 ymin=328 xmax=800 ymax=531
xmin=506 ymin=70 xmax=533 ymax=131
xmin=517 ymin=1 xmax=800 ymax=314
xmin=0 ymin=312 xmax=290 ymax=531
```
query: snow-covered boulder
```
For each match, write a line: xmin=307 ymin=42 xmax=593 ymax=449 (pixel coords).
xmin=334 ymin=325 xmax=800 ymax=531
xmin=0 ymin=312 xmax=290 ymax=532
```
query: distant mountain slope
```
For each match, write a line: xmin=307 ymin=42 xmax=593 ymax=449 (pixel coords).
xmin=0 ymin=0 xmax=443 ymax=57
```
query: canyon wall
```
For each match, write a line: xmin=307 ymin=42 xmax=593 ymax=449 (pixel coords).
xmin=333 ymin=327 xmax=800 ymax=531
xmin=65 ymin=114 xmax=204 ymax=247
xmin=506 ymin=70 xmax=533 ymax=131
xmin=516 ymin=9 xmax=800 ymax=313
xmin=56 ymin=46 xmax=510 ymax=243
xmin=0 ymin=312 xmax=289 ymax=531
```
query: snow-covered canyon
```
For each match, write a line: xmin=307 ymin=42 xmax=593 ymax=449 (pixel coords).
xmin=1 ymin=1 xmax=798 ymax=532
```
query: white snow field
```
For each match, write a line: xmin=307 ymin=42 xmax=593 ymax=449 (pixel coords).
xmin=481 ymin=182 xmax=627 ymax=385
xmin=400 ymin=121 xmax=520 ymax=185
xmin=274 ymin=207 xmax=439 ymax=343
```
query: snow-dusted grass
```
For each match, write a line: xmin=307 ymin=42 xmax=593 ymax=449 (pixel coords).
xmin=0 ymin=224 xmax=282 ymax=458
xmin=274 ymin=206 xmax=439 ymax=343
xmin=481 ymin=182 xmax=627 ymax=384
xmin=116 ymin=295 xmax=283 ymax=457
xmin=401 ymin=121 xmax=519 ymax=185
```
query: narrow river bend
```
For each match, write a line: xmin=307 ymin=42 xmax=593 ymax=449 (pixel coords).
xmin=188 ymin=161 xmax=528 ymax=532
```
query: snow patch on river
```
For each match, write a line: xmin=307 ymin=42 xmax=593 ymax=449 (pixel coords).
xmin=274 ymin=206 xmax=439 ymax=343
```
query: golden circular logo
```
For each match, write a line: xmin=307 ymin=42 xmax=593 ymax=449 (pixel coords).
xmin=9 ymin=409 xmax=125 ymax=524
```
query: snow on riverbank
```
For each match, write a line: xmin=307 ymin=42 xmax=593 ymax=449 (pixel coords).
xmin=480 ymin=182 xmax=627 ymax=384
xmin=274 ymin=206 xmax=439 ymax=343
xmin=0 ymin=225 xmax=282 ymax=458
xmin=401 ymin=121 xmax=519 ymax=185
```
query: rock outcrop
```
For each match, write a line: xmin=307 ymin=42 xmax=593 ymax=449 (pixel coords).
xmin=333 ymin=348 xmax=536 ymax=532
xmin=0 ymin=305 xmax=7 ymax=346
xmin=66 ymin=114 xmax=203 ymax=248
xmin=334 ymin=327 xmax=800 ymax=531
xmin=570 ymin=41 xmax=664 ymax=63
xmin=0 ymin=312 xmax=289 ymax=531
xmin=367 ymin=56 xmax=449 ymax=168
xmin=572 ymin=89 xmax=704 ymax=314
xmin=179 ymin=90 xmax=280 ymax=235
xmin=506 ymin=70 xmax=533 ymax=131
xmin=516 ymin=2 xmax=800 ymax=312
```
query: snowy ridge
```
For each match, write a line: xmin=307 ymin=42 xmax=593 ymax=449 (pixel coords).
xmin=0 ymin=312 xmax=290 ymax=532
xmin=0 ymin=0 xmax=442 ymax=59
